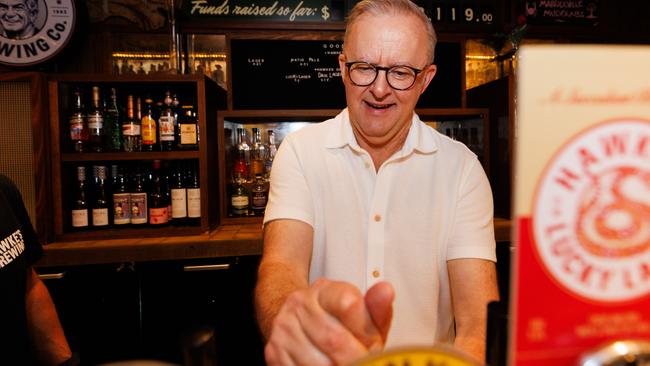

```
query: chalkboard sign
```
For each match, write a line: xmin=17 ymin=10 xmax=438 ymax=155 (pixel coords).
xmin=231 ymin=39 xmax=461 ymax=109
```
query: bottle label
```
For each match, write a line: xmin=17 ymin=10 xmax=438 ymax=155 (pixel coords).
xmin=71 ymin=209 xmax=88 ymax=227
xmin=113 ymin=193 xmax=131 ymax=225
xmin=187 ymin=188 xmax=201 ymax=218
xmin=92 ymin=208 xmax=109 ymax=226
xmin=180 ymin=125 xmax=197 ymax=145
xmin=130 ymin=193 xmax=148 ymax=224
xmin=159 ymin=116 xmax=175 ymax=141
xmin=231 ymin=195 xmax=249 ymax=209
xmin=122 ymin=123 xmax=141 ymax=136
xmin=142 ymin=117 xmax=157 ymax=144
xmin=87 ymin=115 xmax=103 ymax=131
xmin=69 ymin=116 xmax=85 ymax=140
xmin=252 ymin=191 xmax=268 ymax=209
xmin=171 ymin=188 xmax=187 ymax=218
xmin=149 ymin=207 xmax=169 ymax=224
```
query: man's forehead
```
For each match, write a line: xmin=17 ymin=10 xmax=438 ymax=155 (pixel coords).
xmin=1 ymin=0 xmax=28 ymax=6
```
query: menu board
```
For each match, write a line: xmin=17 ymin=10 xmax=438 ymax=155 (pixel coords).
xmin=231 ymin=39 xmax=461 ymax=109
xmin=511 ymin=45 xmax=650 ymax=365
xmin=522 ymin=0 xmax=599 ymax=25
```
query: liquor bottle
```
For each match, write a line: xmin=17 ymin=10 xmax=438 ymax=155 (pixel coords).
xmin=130 ymin=170 xmax=148 ymax=226
xmin=141 ymin=98 xmax=158 ymax=151
xmin=112 ymin=165 xmax=131 ymax=227
xmin=149 ymin=160 xmax=169 ymax=226
xmin=164 ymin=161 xmax=173 ymax=224
xmin=250 ymin=174 xmax=268 ymax=216
xmin=69 ymin=88 xmax=88 ymax=152
xmin=170 ymin=161 xmax=187 ymax=225
xmin=88 ymin=86 xmax=105 ymax=152
xmin=177 ymin=105 xmax=199 ymax=150
xmin=251 ymin=128 xmax=267 ymax=178
xmin=92 ymin=165 xmax=109 ymax=227
xmin=230 ymin=173 xmax=249 ymax=217
xmin=235 ymin=128 xmax=251 ymax=181
xmin=71 ymin=166 xmax=89 ymax=229
xmin=122 ymin=95 xmax=141 ymax=152
xmin=186 ymin=160 xmax=201 ymax=226
xmin=105 ymin=87 xmax=122 ymax=151
xmin=159 ymin=91 xmax=175 ymax=151
xmin=264 ymin=129 xmax=277 ymax=181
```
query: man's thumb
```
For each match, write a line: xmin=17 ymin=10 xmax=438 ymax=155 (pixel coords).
xmin=365 ymin=282 xmax=395 ymax=344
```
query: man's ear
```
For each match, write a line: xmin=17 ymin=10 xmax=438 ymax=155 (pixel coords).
xmin=419 ymin=64 xmax=437 ymax=95
xmin=338 ymin=53 xmax=347 ymax=82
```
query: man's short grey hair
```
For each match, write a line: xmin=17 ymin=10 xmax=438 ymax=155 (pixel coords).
xmin=24 ymin=0 xmax=39 ymax=19
xmin=344 ymin=0 xmax=437 ymax=63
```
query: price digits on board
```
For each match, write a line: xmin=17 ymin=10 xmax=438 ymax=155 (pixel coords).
xmin=431 ymin=3 xmax=495 ymax=24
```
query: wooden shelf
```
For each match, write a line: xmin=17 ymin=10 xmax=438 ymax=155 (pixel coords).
xmin=61 ymin=151 xmax=199 ymax=162
xmin=55 ymin=224 xmax=204 ymax=242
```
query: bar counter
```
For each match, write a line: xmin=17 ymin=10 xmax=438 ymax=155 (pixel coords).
xmin=37 ymin=218 xmax=512 ymax=267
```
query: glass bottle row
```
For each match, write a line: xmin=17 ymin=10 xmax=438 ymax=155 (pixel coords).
xmin=68 ymin=86 xmax=199 ymax=153
xmin=70 ymin=160 xmax=201 ymax=230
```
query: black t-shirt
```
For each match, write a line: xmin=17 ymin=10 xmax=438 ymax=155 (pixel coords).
xmin=0 ymin=175 xmax=43 ymax=363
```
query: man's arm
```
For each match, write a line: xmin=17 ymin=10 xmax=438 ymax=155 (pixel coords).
xmin=25 ymin=267 xmax=72 ymax=365
xmin=255 ymin=218 xmax=314 ymax=340
xmin=255 ymin=219 xmax=393 ymax=366
xmin=448 ymin=258 xmax=499 ymax=363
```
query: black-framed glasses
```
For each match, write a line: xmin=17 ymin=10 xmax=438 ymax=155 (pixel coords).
xmin=345 ymin=61 xmax=424 ymax=90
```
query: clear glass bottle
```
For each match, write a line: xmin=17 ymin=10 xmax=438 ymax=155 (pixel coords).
xmin=159 ymin=91 xmax=175 ymax=151
xmin=122 ymin=95 xmax=141 ymax=152
xmin=264 ymin=129 xmax=277 ymax=181
xmin=69 ymin=88 xmax=88 ymax=152
xmin=71 ymin=166 xmax=89 ymax=229
xmin=87 ymin=86 xmax=105 ymax=152
xmin=235 ymin=127 xmax=251 ymax=181
xmin=251 ymin=127 xmax=267 ymax=179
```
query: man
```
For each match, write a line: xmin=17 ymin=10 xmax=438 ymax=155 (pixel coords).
xmin=254 ymin=0 xmax=499 ymax=364
xmin=0 ymin=0 xmax=39 ymax=40
xmin=0 ymin=175 xmax=73 ymax=365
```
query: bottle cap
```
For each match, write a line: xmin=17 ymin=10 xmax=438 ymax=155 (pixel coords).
xmin=77 ymin=166 xmax=86 ymax=181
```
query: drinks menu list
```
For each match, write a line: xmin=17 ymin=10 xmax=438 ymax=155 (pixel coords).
xmin=510 ymin=45 xmax=650 ymax=365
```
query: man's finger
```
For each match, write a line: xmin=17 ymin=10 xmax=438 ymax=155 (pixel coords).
xmin=315 ymin=280 xmax=384 ymax=350
xmin=365 ymin=282 xmax=395 ymax=344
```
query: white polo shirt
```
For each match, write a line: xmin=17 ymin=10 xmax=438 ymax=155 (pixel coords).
xmin=264 ymin=108 xmax=496 ymax=348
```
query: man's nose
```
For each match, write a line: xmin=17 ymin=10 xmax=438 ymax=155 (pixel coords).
xmin=369 ymin=70 xmax=391 ymax=97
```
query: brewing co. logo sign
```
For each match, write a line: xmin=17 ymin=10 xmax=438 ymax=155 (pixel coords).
xmin=0 ymin=0 xmax=75 ymax=66
xmin=533 ymin=119 xmax=650 ymax=303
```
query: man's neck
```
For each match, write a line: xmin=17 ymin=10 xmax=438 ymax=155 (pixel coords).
xmin=352 ymin=122 xmax=411 ymax=172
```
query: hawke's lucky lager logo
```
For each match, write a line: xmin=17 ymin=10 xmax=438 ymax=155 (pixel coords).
xmin=0 ymin=0 xmax=75 ymax=66
xmin=533 ymin=119 xmax=650 ymax=303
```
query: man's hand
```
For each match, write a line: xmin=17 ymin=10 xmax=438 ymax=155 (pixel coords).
xmin=264 ymin=280 xmax=394 ymax=366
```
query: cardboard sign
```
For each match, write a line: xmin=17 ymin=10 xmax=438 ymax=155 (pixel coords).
xmin=510 ymin=45 xmax=650 ymax=365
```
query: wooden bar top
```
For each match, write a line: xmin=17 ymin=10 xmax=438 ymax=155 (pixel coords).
xmin=38 ymin=219 xmax=512 ymax=267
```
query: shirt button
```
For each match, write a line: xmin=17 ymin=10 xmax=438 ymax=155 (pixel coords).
xmin=374 ymin=214 xmax=381 ymax=222
xmin=364 ymin=162 xmax=371 ymax=169
xmin=372 ymin=270 xmax=380 ymax=278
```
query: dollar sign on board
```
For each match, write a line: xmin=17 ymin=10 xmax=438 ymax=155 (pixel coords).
xmin=321 ymin=5 xmax=330 ymax=20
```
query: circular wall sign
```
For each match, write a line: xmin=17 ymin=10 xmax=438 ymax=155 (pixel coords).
xmin=0 ymin=0 xmax=75 ymax=66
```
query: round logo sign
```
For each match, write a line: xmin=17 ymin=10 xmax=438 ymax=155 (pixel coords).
xmin=533 ymin=119 xmax=650 ymax=303
xmin=0 ymin=0 xmax=75 ymax=66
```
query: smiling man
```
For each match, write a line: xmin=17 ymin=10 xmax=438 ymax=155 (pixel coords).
xmin=0 ymin=0 xmax=39 ymax=40
xmin=254 ymin=0 xmax=499 ymax=364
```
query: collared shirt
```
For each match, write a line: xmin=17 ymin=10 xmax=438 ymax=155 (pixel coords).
xmin=264 ymin=108 xmax=496 ymax=347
